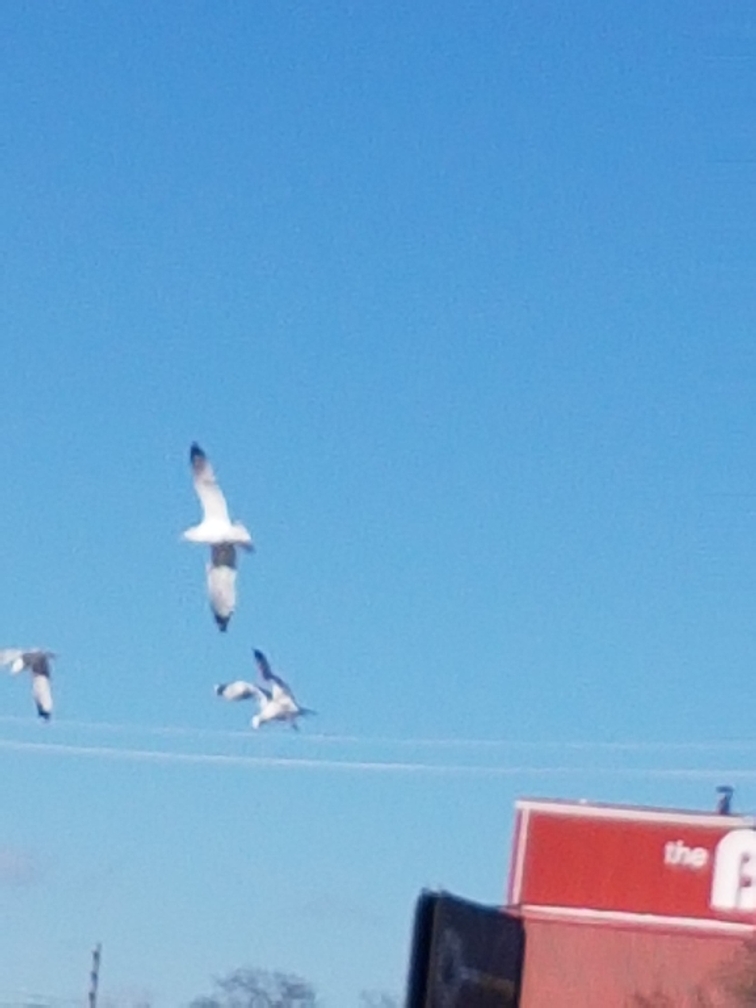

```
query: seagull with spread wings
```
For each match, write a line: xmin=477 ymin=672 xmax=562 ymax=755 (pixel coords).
xmin=215 ymin=649 xmax=315 ymax=729
xmin=183 ymin=442 xmax=254 ymax=631
xmin=0 ymin=649 xmax=55 ymax=720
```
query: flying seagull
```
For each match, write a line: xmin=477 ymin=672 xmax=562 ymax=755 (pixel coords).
xmin=183 ymin=443 xmax=253 ymax=631
xmin=0 ymin=649 xmax=55 ymax=720
xmin=215 ymin=649 xmax=315 ymax=730
xmin=252 ymin=648 xmax=315 ymax=730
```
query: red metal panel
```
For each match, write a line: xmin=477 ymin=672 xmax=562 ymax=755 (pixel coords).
xmin=510 ymin=801 xmax=756 ymax=923
xmin=518 ymin=914 xmax=749 ymax=1008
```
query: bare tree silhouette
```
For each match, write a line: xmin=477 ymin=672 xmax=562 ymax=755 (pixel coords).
xmin=629 ymin=990 xmax=677 ymax=1008
xmin=629 ymin=938 xmax=756 ymax=1008
xmin=716 ymin=939 xmax=756 ymax=1007
xmin=189 ymin=967 xmax=317 ymax=1008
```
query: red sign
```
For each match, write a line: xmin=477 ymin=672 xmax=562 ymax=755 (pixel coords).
xmin=508 ymin=799 xmax=756 ymax=924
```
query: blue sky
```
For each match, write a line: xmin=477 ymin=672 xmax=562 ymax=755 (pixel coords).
xmin=2 ymin=1 xmax=756 ymax=1004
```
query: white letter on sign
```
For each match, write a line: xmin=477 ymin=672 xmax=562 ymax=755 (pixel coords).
xmin=711 ymin=830 xmax=756 ymax=912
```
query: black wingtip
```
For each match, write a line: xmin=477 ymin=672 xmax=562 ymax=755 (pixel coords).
xmin=215 ymin=684 xmax=226 ymax=696
xmin=37 ymin=709 xmax=51 ymax=721
xmin=215 ymin=615 xmax=230 ymax=632
xmin=190 ymin=442 xmax=205 ymax=463
xmin=253 ymin=649 xmax=272 ymax=679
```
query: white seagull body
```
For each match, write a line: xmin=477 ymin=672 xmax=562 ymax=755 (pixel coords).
xmin=183 ymin=443 xmax=254 ymax=548
xmin=215 ymin=649 xmax=315 ymax=730
xmin=0 ymin=649 xmax=55 ymax=720
xmin=183 ymin=443 xmax=253 ymax=631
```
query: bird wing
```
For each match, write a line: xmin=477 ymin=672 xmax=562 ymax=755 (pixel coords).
xmin=219 ymin=680 xmax=271 ymax=704
xmin=32 ymin=674 xmax=53 ymax=718
xmin=0 ymin=649 xmax=25 ymax=672
xmin=253 ymin=648 xmax=274 ymax=681
xmin=253 ymin=649 xmax=292 ymax=699
xmin=190 ymin=443 xmax=231 ymax=524
xmin=231 ymin=681 xmax=265 ymax=702
xmin=243 ymin=682 xmax=271 ymax=709
xmin=207 ymin=564 xmax=237 ymax=621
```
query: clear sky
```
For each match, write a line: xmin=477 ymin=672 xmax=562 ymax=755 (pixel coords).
xmin=2 ymin=1 xmax=756 ymax=1004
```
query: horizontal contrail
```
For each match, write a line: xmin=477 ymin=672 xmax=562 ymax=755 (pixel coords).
xmin=0 ymin=737 xmax=755 ymax=779
xmin=0 ymin=715 xmax=754 ymax=752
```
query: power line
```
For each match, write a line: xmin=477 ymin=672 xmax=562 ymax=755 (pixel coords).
xmin=0 ymin=715 xmax=754 ymax=752
xmin=0 ymin=736 xmax=755 ymax=779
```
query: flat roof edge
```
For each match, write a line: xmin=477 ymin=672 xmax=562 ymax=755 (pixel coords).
xmin=519 ymin=904 xmax=756 ymax=934
xmin=515 ymin=797 xmax=756 ymax=828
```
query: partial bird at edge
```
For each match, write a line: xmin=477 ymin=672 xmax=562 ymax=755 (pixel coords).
xmin=0 ymin=649 xmax=55 ymax=720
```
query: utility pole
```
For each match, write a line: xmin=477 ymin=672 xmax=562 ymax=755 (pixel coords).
xmin=88 ymin=943 xmax=102 ymax=1008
